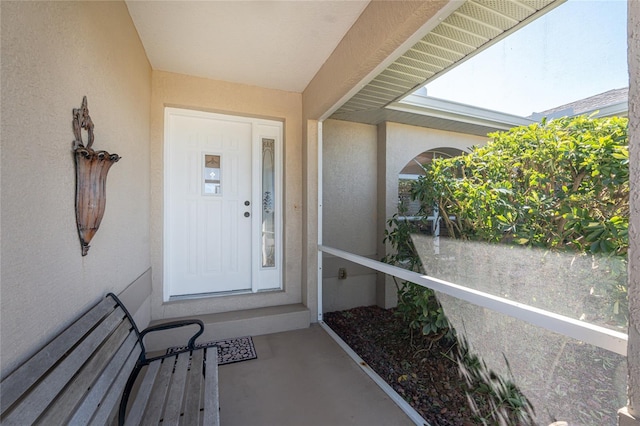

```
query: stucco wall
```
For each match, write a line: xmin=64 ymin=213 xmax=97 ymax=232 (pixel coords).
xmin=302 ymin=0 xmax=453 ymax=322
xmin=376 ymin=121 xmax=487 ymax=308
xmin=626 ymin=0 xmax=640 ymax=419
xmin=320 ymin=119 xmax=487 ymax=312
xmin=149 ymin=71 xmax=303 ymax=320
xmin=1 ymin=1 xmax=151 ymax=376
xmin=322 ymin=119 xmax=378 ymax=312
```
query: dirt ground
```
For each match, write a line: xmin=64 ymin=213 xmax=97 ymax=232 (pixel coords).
xmin=323 ymin=305 xmax=625 ymax=426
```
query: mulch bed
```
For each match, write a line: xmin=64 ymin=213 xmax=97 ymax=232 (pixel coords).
xmin=324 ymin=305 xmax=625 ymax=426
xmin=324 ymin=306 xmax=481 ymax=425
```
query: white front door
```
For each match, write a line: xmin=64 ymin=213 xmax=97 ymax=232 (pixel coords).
xmin=165 ymin=108 xmax=283 ymax=298
xmin=165 ymin=109 xmax=252 ymax=297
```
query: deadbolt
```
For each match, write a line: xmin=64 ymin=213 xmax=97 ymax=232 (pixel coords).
xmin=244 ymin=212 xmax=250 ymax=217
xmin=244 ymin=201 xmax=250 ymax=206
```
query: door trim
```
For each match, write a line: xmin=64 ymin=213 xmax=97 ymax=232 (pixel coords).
xmin=163 ymin=108 xmax=283 ymax=301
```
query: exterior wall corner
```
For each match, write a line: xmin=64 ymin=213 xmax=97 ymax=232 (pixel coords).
xmin=627 ymin=0 xmax=640 ymax=417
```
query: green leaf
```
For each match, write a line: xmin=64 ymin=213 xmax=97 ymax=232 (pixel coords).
xmin=585 ymin=228 xmax=604 ymax=242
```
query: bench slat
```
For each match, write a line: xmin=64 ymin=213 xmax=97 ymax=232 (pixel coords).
xmin=162 ymin=351 xmax=190 ymax=426
xmin=36 ymin=320 xmax=133 ymax=425
xmin=2 ymin=293 xmax=220 ymax=426
xmin=66 ymin=330 xmax=138 ymax=425
xmin=88 ymin=342 xmax=142 ymax=426
xmin=124 ymin=361 xmax=160 ymax=426
xmin=182 ymin=349 xmax=204 ymax=425
xmin=203 ymin=347 xmax=220 ymax=426
xmin=140 ymin=357 xmax=175 ymax=426
xmin=0 ymin=296 xmax=117 ymax=414
xmin=1 ymin=306 xmax=126 ymax=425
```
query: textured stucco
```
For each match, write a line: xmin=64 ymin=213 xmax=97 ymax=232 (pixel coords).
xmin=377 ymin=122 xmax=487 ymax=308
xmin=320 ymin=119 xmax=486 ymax=311
xmin=322 ymin=119 xmax=378 ymax=312
xmin=323 ymin=120 xmax=378 ymax=254
xmin=149 ymin=71 xmax=303 ymax=320
xmin=302 ymin=0 xmax=452 ymax=322
xmin=1 ymin=1 xmax=151 ymax=376
xmin=626 ymin=0 xmax=640 ymax=419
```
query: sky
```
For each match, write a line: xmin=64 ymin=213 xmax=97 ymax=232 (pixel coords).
xmin=423 ymin=0 xmax=628 ymax=117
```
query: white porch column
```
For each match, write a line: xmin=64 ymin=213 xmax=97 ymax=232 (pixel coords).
xmin=621 ymin=0 xmax=640 ymax=424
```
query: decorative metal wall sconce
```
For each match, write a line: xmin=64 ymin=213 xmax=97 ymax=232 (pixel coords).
xmin=72 ymin=96 xmax=120 ymax=256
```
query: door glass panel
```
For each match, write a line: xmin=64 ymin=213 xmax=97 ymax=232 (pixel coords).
xmin=203 ymin=154 xmax=221 ymax=195
xmin=262 ymin=138 xmax=275 ymax=268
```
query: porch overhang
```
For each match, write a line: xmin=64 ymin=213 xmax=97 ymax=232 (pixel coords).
xmin=330 ymin=0 xmax=565 ymax=129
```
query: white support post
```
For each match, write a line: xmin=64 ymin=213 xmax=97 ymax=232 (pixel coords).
xmin=317 ymin=121 xmax=324 ymax=322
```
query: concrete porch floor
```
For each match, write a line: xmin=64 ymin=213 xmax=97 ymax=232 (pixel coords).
xmin=218 ymin=324 xmax=415 ymax=426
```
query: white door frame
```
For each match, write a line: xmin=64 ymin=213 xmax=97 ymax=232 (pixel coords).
xmin=163 ymin=108 xmax=283 ymax=301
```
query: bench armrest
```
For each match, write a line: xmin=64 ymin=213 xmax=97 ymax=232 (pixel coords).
xmin=139 ymin=319 xmax=204 ymax=362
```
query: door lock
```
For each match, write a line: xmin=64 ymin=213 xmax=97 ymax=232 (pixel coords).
xmin=244 ymin=201 xmax=250 ymax=206
xmin=244 ymin=212 xmax=250 ymax=217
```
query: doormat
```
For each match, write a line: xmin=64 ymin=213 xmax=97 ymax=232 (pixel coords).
xmin=166 ymin=336 xmax=257 ymax=365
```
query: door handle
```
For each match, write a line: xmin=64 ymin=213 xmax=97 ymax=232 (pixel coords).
xmin=244 ymin=212 xmax=250 ymax=217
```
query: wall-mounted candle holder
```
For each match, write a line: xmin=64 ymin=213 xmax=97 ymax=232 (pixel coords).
xmin=72 ymin=96 xmax=120 ymax=256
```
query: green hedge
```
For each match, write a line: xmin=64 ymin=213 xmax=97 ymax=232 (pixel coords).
xmin=384 ymin=115 xmax=629 ymax=338
xmin=412 ymin=115 xmax=629 ymax=255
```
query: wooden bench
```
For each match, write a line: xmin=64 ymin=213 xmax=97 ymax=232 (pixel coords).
xmin=0 ymin=293 xmax=220 ymax=425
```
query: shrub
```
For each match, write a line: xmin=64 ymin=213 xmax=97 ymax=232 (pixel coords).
xmin=413 ymin=115 xmax=629 ymax=255
xmin=385 ymin=115 xmax=629 ymax=337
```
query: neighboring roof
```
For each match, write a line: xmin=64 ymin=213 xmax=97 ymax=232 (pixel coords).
xmin=330 ymin=90 xmax=536 ymax=137
xmin=330 ymin=86 xmax=628 ymax=137
xmin=529 ymin=87 xmax=629 ymax=120
xmin=332 ymin=0 xmax=565 ymax=118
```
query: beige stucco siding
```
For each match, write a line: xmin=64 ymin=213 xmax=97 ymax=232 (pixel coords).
xmin=626 ymin=0 xmax=640 ymax=418
xmin=376 ymin=121 xmax=487 ymax=308
xmin=322 ymin=120 xmax=378 ymax=254
xmin=381 ymin=121 xmax=485 ymax=224
xmin=0 ymin=1 xmax=152 ymax=376
xmin=320 ymin=119 xmax=487 ymax=312
xmin=322 ymin=119 xmax=378 ymax=312
xmin=149 ymin=71 xmax=303 ymax=320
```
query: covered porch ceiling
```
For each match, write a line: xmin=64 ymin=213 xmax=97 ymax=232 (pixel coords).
xmin=125 ymin=0 xmax=371 ymax=93
xmin=127 ymin=0 xmax=564 ymax=134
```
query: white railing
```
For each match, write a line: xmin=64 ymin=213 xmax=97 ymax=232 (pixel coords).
xmin=319 ymin=245 xmax=628 ymax=356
